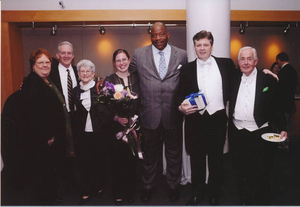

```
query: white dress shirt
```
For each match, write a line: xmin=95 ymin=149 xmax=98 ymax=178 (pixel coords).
xmin=196 ymin=56 xmax=224 ymax=115
xmin=58 ymin=63 xmax=78 ymax=112
xmin=152 ymin=44 xmax=171 ymax=74
xmin=233 ymin=68 xmax=268 ymax=131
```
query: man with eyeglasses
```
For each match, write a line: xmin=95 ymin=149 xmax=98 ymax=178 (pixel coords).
xmin=228 ymin=46 xmax=287 ymax=205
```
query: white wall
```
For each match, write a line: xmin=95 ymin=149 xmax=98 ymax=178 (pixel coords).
xmin=2 ymin=0 xmax=300 ymax=10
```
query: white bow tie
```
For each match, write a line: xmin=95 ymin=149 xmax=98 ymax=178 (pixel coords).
xmin=242 ymin=75 xmax=253 ymax=84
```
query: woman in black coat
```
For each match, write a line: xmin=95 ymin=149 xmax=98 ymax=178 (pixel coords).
xmin=72 ymin=59 xmax=114 ymax=205
xmin=104 ymin=49 xmax=141 ymax=205
xmin=20 ymin=48 xmax=73 ymax=205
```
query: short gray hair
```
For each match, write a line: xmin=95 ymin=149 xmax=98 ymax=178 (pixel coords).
xmin=238 ymin=46 xmax=258 ymax=60
xmin=77 ymin=59 xmax=95 ymax=72
xmin=57 ymin=41 xmax=74 ymax=54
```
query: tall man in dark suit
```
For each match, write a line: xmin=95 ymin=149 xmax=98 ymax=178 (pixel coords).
xmin=229 ymin=46 xmax=287 ymax=205
xmin=177 ymin=30 xmax=235 ymax=205
xmin=276 ymin=52 xmax=298 ymax=150
xmin=49 ymin=41 xmax=79 ymax=112
xmin=48 ymin=41 xmax=79 ymax=200
xmin=129 ymin=22 xmax=187 ymax=202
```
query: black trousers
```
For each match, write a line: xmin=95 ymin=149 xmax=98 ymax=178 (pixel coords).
xmin=75 ymin=132 xmax=108 ymax=196
xmin=109 ymin=138 xmax=137 ymax=199
xmin=141 ymin=121 xmax=182 ymax=190
xmin=189 ymin=109 xmax=227 ymax=199
xmin=229 ymin=125 xmax=277 ymax=205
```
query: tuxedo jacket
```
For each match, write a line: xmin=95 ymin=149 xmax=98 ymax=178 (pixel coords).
xmin=49 ymin=58 xmax=79 ymax=95
xmin=277 ymin=63 xmax=298 ymax=113
xmin=229 ymin=69 xmax=287 ymax=133
xmin=176 ymin=56 xmax=235 ymax=153
xmin=129 ymin=44 xmax=187 ymax=130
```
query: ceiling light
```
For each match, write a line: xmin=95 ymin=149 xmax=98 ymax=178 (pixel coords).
xmin=283 ymin=24 xmax=290 ymax=35
xmin=51 ymin=25 xmax=57 ymax=36
xmin=239 ymin=23 xmax=245 ymax=35
xmin=99 ymin=26 xmax=106 ymax=35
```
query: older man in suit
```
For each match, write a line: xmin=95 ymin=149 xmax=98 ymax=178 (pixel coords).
xmin=129 ymin=22 xmax=187 ymax=203
xmin=177 ymin=30 xmax=235 ymax=205
xmin=49 ymin=41 xmax=79 ymax=113
xmin=48 ymin=41 xmax=79 ymax=201
xmin=229 ymin=46 xmax=287 ymax=205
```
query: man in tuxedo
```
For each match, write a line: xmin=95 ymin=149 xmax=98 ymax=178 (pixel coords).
xmin=276 ymin=52 xmax=298 ymax=150
xmin=177 ymin=30 xmax=235 ymax=205
xmin=129 ymin=22 xmax=187 ymax=203
xmin=229 ymin=46 xmax=287 ymax=205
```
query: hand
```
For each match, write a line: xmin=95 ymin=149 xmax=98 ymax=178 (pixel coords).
xmin=96 ymin=78 xmax=105 ymax=94
xmin=47 ymin=137 xmax=55 ymax=146
xmin=114 ymin=115 xmax=128 ymax=127
xmin=280 ymin=131 xmax=288 ymax=139
xmin=263 ymin=69 xmax=279 ymax=82
xmin=178 ymin=99 xmax=199 ymax=115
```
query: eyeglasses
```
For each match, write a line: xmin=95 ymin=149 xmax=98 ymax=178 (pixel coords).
xmin=79 ymin=70 xmax=93 ymax=74
xmin=239 ymin=58 xmax=255 ymax=63
xmin=36 ymin=61 xmax=51 ymax=66
xmin=115 ymin=58 xmax=128 ymax=64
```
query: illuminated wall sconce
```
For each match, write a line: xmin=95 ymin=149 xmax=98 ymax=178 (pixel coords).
xmin=283 ymin=24 xmax=290 ymax=35
xmin=239 ymin=23 xmax=245 ymax=35
xmin=99 ymin=26 xmax=106 ymax=35
xmin=51 ymin=25 xmax=57 ymax=36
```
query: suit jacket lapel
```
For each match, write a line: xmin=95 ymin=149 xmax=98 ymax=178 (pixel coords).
xmin=166 ymin=46 xmax=177 ymax=77
xmin=254 ymin=70 xmax=264 ymax=116
xmin=145 ymin=45 xmax=161 ymax=79
xmin=190 ymin=59 xmax=199 ymax=92
xmin=231 ymin=73 xmax=242 ymax=116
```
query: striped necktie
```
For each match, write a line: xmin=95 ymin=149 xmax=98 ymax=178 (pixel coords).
xmin=66 ymin=68 xmax=74 ymax=112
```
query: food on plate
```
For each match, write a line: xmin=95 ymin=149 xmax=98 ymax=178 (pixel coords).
xmin=268 ymin=134 xmax=281 ymax=141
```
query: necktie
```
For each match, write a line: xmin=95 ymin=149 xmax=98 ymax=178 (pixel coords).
xmin=66 ymin=69 xmax=74 ymax=112
xmin=158 ymin=51 xmax=167 ymax=79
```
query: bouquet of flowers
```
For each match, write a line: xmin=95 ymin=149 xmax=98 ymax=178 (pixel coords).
xmin=97 ymin=81 xmax=143 ymax=159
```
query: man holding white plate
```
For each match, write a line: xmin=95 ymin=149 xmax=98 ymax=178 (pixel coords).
xmin=228 ymin=46 xmax=287 ymax=206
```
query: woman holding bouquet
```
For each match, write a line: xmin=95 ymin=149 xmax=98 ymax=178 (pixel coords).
xmin=104 ymin=49 xmax=141 ymax=205
xmin=72 ymin=59 xmax=114 ymax=205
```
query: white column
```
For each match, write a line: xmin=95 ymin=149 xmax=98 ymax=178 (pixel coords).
xmin=186 ymin=0 xmax=231 ymax=61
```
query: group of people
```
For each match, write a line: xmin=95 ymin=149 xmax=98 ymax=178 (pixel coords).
xmin=1 ymin=21 xmax=298 ymax=206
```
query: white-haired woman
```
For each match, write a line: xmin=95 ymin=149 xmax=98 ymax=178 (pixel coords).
xmin=72 ymin=59 xmax=114 ymax=205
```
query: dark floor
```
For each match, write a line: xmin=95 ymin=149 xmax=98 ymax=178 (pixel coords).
xmin=2 ymin=136 xmax=300 ymax=206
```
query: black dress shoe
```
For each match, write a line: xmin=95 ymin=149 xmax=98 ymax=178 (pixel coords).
xmin=115 ymin=198 xmax=123 ymax=206
xmin=169 ymin=188 xmax=180 ymax=202
xmin=209 ymin=197 xmax=220 ymax=206
xmin=186 ymin=196 xmax=202 ymax=206
xmin=140 ymin=189 xmax=152 ymax=203
xmin=127 ymin=196 xmax=135 ymax=203
xmin=96 ymin=189 xmax=104 ymax=198
xmin=78 ymin=196 xmax=90 ymax=205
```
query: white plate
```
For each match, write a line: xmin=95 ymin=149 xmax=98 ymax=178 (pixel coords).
xmin=261 ymin=133 xmax=286 ymax=142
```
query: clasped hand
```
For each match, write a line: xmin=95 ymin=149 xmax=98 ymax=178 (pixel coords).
xmin=114 ymin=115 xmax=128 ymax=127
xmin=178 ymin=99 xmax=199 ymax=115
